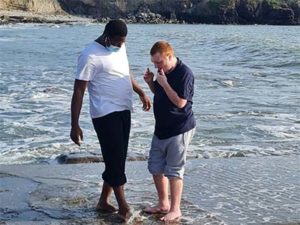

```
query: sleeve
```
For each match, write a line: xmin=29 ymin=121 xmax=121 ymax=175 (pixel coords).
xmin=75 ymin=54 xmax=96 ymax=81
xmin=177 ymin=70 xmax=194 ymax=101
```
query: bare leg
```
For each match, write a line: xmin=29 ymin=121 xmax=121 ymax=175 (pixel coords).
xmin=96 ymin=181 xmax=117 ymax=213
xmin=144 ymin=174 xmax=170 ymax=214
xmin=161 ymin=177 xmax=182 ymax=221
xmin=113 ymin=185 xmax=132 ymax=222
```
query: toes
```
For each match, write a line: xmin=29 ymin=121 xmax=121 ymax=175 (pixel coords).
xmin=160 ymin=212 xmax=181 ymax=222
xmin=143 ymin=206 xmax=169 ymax=214
xmin=143 ymin=207 xmax=159 ymax=214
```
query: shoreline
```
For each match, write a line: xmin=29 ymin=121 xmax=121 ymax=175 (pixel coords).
xmin=0 ymin=10 xmax=94 ymax=25
xmin=0 ymin=155 xmax=299 ymax=224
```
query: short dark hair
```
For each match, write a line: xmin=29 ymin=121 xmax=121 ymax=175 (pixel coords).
xmin=104 ymin=19 xmax=127 ymax=37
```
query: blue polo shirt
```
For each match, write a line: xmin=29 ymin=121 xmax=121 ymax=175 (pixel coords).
xmin=153 ymin=58 xmax=196 ymax=139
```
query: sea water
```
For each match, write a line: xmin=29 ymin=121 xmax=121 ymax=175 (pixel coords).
xmin=0 ymin=23 xmax=299 ymax=164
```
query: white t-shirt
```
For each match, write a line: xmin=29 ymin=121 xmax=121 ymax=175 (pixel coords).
xmin=75 ymin=41 xmax=133 ymax=118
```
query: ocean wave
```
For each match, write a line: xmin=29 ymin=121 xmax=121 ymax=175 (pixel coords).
xmin=0 ymin=37 xmax=16 ymax=42
xmin=1 ymin=24 xmax=299 ymax=165
xmin=1 ymin=141 xmax=298 ymax=165
xmin=254 ymin=124 xmax=300 ymax=139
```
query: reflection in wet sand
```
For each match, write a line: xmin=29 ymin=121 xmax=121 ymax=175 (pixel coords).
xmin=27 ymin=177 xmax=222 ymax=224
xmin=1 ymin=156 xmax=299 ymax=224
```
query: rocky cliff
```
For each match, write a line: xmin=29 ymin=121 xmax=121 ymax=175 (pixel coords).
xmin=1 ymin=0 xmax=299 ymax=25
xmin=0 ymin=0 xmax=63 ymax=14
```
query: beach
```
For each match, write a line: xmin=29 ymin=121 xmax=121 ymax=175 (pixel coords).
xmin=1 ymin=155 xmax=299 ymax=224
xmin=0 ymin=21 xmax=299 ymax=225
xmin=0 ymin=10 xmax=94 ymax=24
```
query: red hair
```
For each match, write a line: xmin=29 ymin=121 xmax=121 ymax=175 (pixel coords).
xmin=150 ymin=41 xmax=175 ymax=57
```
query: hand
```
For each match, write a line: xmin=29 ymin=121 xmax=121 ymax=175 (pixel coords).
xmin=70 ymin=125 xmax=83 ymax=146
xmin=144 ymin=68 xmax=154 ymax=84
xmin=156 ymin=69 xmax=168 ymax=88
xmin=139 ymin=93 xmax=151 ymax=111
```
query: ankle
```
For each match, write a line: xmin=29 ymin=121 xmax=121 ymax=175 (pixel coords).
xmin=158 ymin=201 xmax=170 ymax=208
xmin=169 ymin=207 xmax=181 ymax=213
xmin=158 ymin=199 xmax=170 ymax=205
xmin=99 ymin=198 xmax=109 ymax=204
xmin=119 ymin=205 xmax=130 ymax=213
xmin=118 ymin=201 xmax=130 ymax=209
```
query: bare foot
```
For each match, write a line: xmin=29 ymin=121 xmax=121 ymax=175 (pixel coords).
xmin=96 ymin=201 xmax=117 ymax=213
xmin=160 ymin=210 xmax=182 ymax=222
xmin=143 ymin=205 xmax=170 ymax=214
xmin=117 ymin=208 xmax=132 ymax=222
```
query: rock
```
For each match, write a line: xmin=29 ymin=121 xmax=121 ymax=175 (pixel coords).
xmin=236 ymin=0 xmax=257 ymax=24
xmin=1 ymin=0 xmax=299 ymax=25
xmin=56 ymin=151 xmax=149 ymax=164
xmin=56 ymin=153 xmax=103 ymax=164
xmin=232 ymin=152 xmax=246 ymax=157
xmin=0 ymin=9 xmax=94 ymax=24
xmin=0 ymin=0 xmax=63 ymax=14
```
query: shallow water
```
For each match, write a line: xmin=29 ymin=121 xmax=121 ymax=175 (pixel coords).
xmin=0 ymin=23 xmax=299 ymax=164
xmin=1 ymin=156 xmax=299 ymax=224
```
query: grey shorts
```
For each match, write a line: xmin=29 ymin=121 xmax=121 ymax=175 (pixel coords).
xmin=148 ymin=128 xmax=195 ymax=179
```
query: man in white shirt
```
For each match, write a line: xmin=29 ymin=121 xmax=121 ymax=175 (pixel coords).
xmin=70 ymin=19 xmax=151 ymax=222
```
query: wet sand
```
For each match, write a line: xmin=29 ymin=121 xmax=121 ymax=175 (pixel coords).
xmin=0 ymin=156 xmax=299 ymax=224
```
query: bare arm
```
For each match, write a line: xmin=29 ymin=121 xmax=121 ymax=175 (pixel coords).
xmin=70 ymin=79 xmax=88 ymax=146
xmin=131 ymin=74 xmax=151 ymax=111
xmin=161 ymin=82 xmax=187 ymax=108
xmin=156 ymin=69 xmax=187 ymax=109
xmin=131 ymin=74 xmax=145 ymax=96
xmin=146 ymin=80 xmax=155 ymax=94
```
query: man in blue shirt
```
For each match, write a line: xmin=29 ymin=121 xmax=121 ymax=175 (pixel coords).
xmin=143 ymin=41 xmax=196 ymax=221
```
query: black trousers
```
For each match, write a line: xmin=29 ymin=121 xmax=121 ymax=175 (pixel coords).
xmin=92 ymin=110 xmax=131 ymax=187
